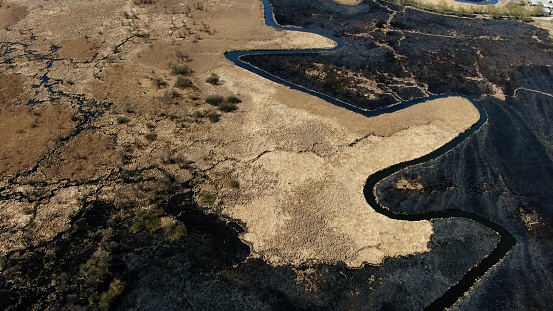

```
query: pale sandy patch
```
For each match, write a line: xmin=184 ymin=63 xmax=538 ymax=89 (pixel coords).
xmin=201 ymin=57 xmax=479 ymax=266
xmin=334 ymin=0 xmax=363 ymax=5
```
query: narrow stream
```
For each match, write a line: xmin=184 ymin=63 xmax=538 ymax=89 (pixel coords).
xmin=225 ymin=0 xmax=516 ymax=309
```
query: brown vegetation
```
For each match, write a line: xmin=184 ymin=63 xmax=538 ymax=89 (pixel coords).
xmin=0 ymin=1 xmax=27 ymax=29
xmin=0 ymin=104 xmax=75 ymax=176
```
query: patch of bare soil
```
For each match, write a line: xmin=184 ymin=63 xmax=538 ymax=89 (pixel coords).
xmin=0 ymin=74 xmax=27 ymax=110
xmin=0 ymin=1 xmax=27 ymax=29
xmin=0 ymin=103 xmax=75 ymax=176
xmin=39 ymin=131 xmax=122 ymax=182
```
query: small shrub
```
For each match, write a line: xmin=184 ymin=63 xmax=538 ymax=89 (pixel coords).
xmin=144 ymin=216 xmax=161 ymax=232
xmin=154 ymin=77 xmax=168 ymax=88
xmin=199 ymin=191 xmax=216 ymax=205
xmin=144 ymin=132 xmax=157 ymax=141
xmin=134 ymin=0 xmax=154 ymax=4
xmin=99 ymin=291 xmax=116 ymax=310
xmin=22 ymin=207 xmax=34 ymax=215
xmin=179 ymin=159 xmax=194 ymax=169
xmin=193 ymin=110 xmax=205 ymax=118
xmin=175 ymin=77 xmax=194 ymax=88
xmin=146 ymin=122 xmax=155 ymax=129
xmin=229 ymin=179 xmax=240 ymax=189
xmin=175 ymin=50 xmax=189 ymax=62
xmin=207 ymin=112 xmax=220 ymax=123
xmin=116 ymin=116 xmax=131 ymax=124
xmin=171 ymin=63 xmax=191 ymax=75
xmin=225 ymin=95 xmax=242 ymax=103
xmin=218 ymin=103 xmax=238 ymax=113
xmin=129 ymin=221 xmax=143 ymax=234
xmin=162 ymin=89 xmax=181 ymax=103
xmin=169 ymin=153 xmax=193 ymax=168
xmin=166 ymin=223 xmax=187 ymax=240
xmin=98 ymin=279 xmax=125 ymax=310
xmin=205 ymin=95 xmax=224 ymax=106
xmin=205 ymin=73 xmax=220 ymax=85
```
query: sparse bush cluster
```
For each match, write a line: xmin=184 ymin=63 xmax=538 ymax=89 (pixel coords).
xmin=154 ymin=76 xmax=168 ymax=88
xmin=205 ymin=94 xmax=224 ymax=105
xmin=205 ymin=94 xmax=242 ymax=113
xmin=116 ymin=116 xmax=131 ymax=124
xmin=175 ymin=77 xmax=194 ymax=88
xmin=134 ymin=0 xmax=154 ymax=5
xmin=129 ymin=204 xmax=188 ymax=240
xmin=207 ymin=111 xmax=220 ymax=123
xmin=171 ymin=63 xmax=191 ymax=75
xmin=130 ymin=205 xmax=161 ymax=233
xmin=205 ymin=73 xmax=220 ymax=85
xmin=97 ymin=280 xmax=125 ymax=310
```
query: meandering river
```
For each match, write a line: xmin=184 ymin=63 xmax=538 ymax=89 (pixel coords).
xmin=225 ymin=0 xmax=516 ymax=309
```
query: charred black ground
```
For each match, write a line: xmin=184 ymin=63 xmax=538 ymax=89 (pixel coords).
xmin=241 ymin=0 xmax=553 ymax=309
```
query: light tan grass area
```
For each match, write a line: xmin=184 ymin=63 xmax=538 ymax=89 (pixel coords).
xmin=213 ymin=62 xmax=479 ymax=267
xmin=334 ymin=0 xmax=363 ymax=5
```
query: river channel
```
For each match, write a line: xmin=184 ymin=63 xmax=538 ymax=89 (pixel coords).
xmin=225 ymin=0 xmax=516 ymax=309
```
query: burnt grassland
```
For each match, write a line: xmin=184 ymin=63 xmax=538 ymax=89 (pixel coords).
xmin=243 ymin=0 xmax=553 ymax=309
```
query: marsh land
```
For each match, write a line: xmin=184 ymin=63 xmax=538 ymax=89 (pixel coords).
xmin=1 ymin=0 xmax=553 ymax=310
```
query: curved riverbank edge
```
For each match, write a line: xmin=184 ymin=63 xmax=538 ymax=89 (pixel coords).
xmin=225 ymin=0 xmax=516 ymax=309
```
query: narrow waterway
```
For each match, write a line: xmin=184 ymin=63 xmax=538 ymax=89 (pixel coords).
xmin=225 ymin=0 xmax=516 ymax=309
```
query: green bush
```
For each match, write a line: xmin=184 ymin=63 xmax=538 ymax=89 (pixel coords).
xmin=154 ymin=77 xmax=168 ymax=88
xmin=116 ymin=116 xmax=131 ymax=124
xmin=162 ymin=89 xmax=181 ymax=103
xmin=175 ymin=77 xmax=194 ymax=88
xmin=144 ymin=132 xmax=157 ymax=141
xmin=171 ymin=63 xmax=191 ymax=75
xmin=229 ymin=179 xmax=240 ymax=189
xmin=170 ymin=224 xmax=187 ymax=240
xmin=98 ymin=279 xmax=125 ymax=310
xmin=175 ymin=50 xmax=189 ymax=62
xmin=199 ymin=191 xmax=216 ymax=205
xmin=225 ymin=95 xmax=242 ymax=103
xmin=129 ymin=221 xmax=144 ymax=234
xmin=205 ymin=74 xmax=220 ymax=85
xmin=205 ymin=95 xmax=224 ymax=106
xmin=207 ymin=112 xmax=220 ymax=123
xmin=218 ymin=103 xmax=238 ymax=113
xmin=144 ymin=215 xmax=161 ymax=232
